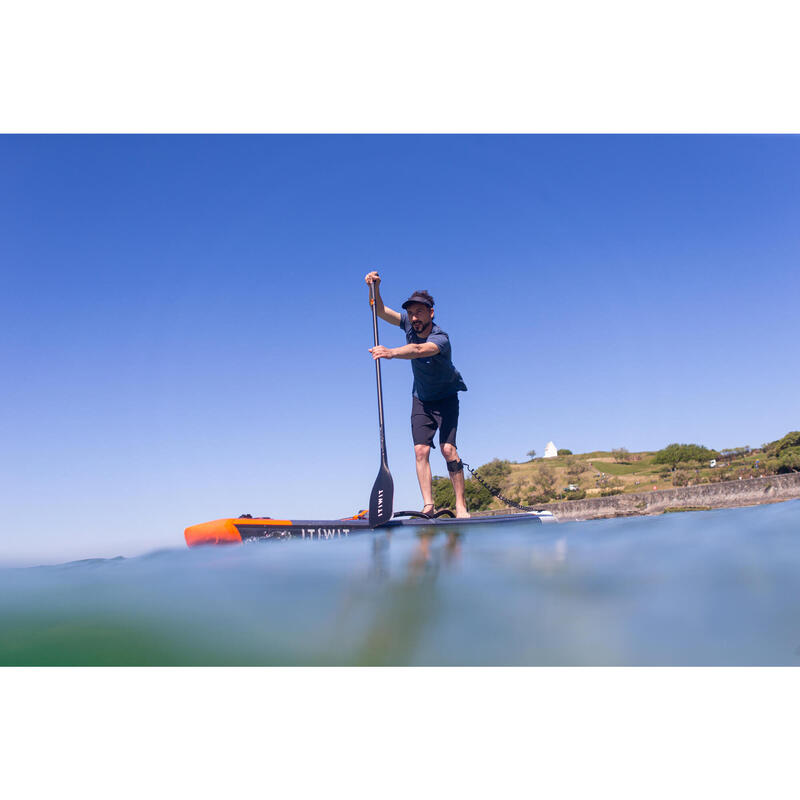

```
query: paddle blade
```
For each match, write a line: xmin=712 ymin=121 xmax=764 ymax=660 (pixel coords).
xmin=368 ymin=463 xmax=394 ymax=527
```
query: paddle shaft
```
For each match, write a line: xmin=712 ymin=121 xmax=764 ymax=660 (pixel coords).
xmin=370 ymin=283 xmax=388 ymax=466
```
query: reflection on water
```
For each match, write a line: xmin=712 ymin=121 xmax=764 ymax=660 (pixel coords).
xmin=2 ymin=500 xmax=800 ymax=665
xmin=355 ymin=530 xmax=464 ymax=665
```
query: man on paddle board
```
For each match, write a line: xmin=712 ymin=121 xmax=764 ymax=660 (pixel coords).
xmin=365 ymin=271 xmax=470 ymax=518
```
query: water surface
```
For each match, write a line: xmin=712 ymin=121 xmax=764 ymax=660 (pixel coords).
xmin=2 ymin=501 xmax=799 ymax=665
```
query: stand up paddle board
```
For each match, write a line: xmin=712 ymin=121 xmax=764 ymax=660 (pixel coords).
xmin=184 ymin=510 xmax=554 ymax=547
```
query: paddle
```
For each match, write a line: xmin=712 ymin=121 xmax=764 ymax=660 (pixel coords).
xmin=368 ymin=281 xmax=394 ymax=527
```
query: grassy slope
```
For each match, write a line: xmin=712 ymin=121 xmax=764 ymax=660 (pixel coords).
xmin=484 ymin=449 xmax=769 ymax=509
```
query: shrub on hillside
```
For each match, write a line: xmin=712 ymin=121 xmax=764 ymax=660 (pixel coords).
xmin=763 ymin=458 xmax=781 ymax=475
xmin=534 ymin=466 xmax=557 ymax=494
xmin=710 ymin=468 xmax=736 ymax=482
xmin=557 ymin=448 xmax=572 ymax=456
xmin=526 ymin=492 xmax=555 ymax=506
xmin=564 ymin=489 xmax=587 ymax=500
xmin=652 ymin=443 xmax=719 ymax=468
xmin=503 ymin=478 xmax=529 ymax=504
xmin=672 ymin=470 xmax=690 ymax=487
xmin=566 ymin=459 xmax=588 ymax=477
xmin=600 ymin=489 xmax=623 ymax=497
xmin=766 ymin=431 xmax=800 ymax=457
xmin=776 ymin=447 xmax=800 ymax=473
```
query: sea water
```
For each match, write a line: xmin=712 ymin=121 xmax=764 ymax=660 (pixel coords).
xmin=2 ymin=500 xmax=799 ymax=666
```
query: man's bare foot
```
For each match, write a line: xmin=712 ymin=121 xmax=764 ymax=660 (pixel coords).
xmin=455 ymin=507 xmax=471 ymax=518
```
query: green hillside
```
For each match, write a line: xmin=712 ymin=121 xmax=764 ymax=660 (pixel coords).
xmin=432 ymin=432 xmax=800 ymax=512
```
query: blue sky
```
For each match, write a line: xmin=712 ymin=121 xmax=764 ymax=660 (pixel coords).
xmin=1 ymin=134 xmax=798 ymax=562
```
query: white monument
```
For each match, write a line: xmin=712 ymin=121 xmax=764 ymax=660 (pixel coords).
xmin=544 ymin=441 xmax=558 ymax=459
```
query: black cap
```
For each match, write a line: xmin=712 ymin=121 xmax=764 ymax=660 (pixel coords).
xmin=401 ymin=293 xmax=433 ymax=310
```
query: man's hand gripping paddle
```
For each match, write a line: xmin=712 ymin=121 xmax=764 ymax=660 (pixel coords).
xmin=368 ymin=281 xmax=394 ymax=527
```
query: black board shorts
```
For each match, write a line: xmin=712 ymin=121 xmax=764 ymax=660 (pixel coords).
xmin=411 ymin=394 xmax=459 ymax=450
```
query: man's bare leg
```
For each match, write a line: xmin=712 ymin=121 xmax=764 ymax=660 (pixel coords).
xmin=442 ymin=443 xmax=470 ymax=518
xmin=414 ymin=444 xmax=435 ymax=513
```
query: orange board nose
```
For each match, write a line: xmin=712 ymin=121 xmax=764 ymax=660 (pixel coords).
xmin=184 ymin=518 xmax=296 ymax=547
xmin=184 ymin=519 xmax=243 ymax=547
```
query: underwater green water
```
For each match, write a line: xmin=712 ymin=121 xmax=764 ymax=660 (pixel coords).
xmin=2 ymin=501 xmax=800 ymax=665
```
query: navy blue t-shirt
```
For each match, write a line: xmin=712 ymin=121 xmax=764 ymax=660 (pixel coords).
xmin=399 ymin=312 xmax=467 ymax=402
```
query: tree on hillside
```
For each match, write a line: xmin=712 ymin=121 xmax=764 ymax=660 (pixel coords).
xmin=526 ymin=449 xmax=537 ymax=460
xmin=464 ymin=479 xmax=494 ymax=510
xmin=766 ymin=431 xmax=800 ymax=457
xmin=534 ymin=465 xmax=557 ymax=496
xmin=441 ymin=459 xmax=512 ymax=509
xmin=612 ymin=447 xmax=630 ymax=463
xmin=477 ymin=459 xmax=512 ymax=483
xmin=719 ymin=446 xmax=751 ymax=463
xmin=432 ymin=476 xmax=455 ymax=508
xmin=566 ymin=458 xmax=588 ymax=476
xmin=433 ymin=475 xmax=495 ymax=510
xmin=557 ymin=448 xmax=572 ymax=456
xmin=652 ymin=443 xmax=719 ymax=470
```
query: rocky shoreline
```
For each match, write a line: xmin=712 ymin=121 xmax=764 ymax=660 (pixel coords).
xmin=481 ymin=472 xmax=800 ymax=521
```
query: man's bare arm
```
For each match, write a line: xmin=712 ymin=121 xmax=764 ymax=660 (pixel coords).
xmin=370 ymin=343 xmax=440 ymax=360
xmin=376 ymin=301 xmax=402 ymax=326
xmin=365 ymin=270 xmax=402 ymax=326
